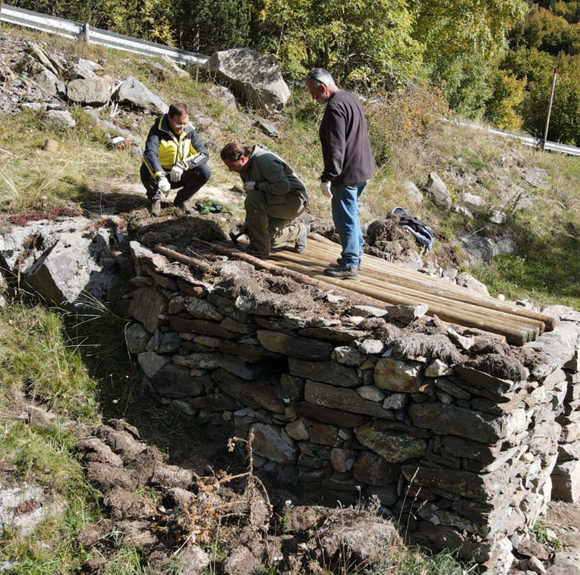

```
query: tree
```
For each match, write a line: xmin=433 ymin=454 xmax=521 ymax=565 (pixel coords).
xmin=411 ymin=0 xmax=527 ymax=114
xmin=174 ymin=0 xmax=251 ymax=54
xmin=252 ymin=0 xmax=422 ymax=88
xmin=485 ymin=69 xmax=526 ymax=130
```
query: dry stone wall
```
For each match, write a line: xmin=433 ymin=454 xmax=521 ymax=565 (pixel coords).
xmin=124 ymin=241 xmax=580 ymax=574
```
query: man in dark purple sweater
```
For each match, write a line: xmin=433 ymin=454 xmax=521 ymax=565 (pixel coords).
xmin=306 ymin=68 xmax=375 ymax=279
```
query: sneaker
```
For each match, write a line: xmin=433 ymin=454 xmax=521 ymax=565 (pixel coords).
xmin=324 ymin=265 xmax=358 ymax=279
xmin=174 ymin=202 xmax=196 ymax=215
xmin=150 ymin=198 xmax=161 ymax=216
xmin=330 ymin=257 xmax=362 ymax=270
xmin=295 ymin=223 xmax=311 ymax=254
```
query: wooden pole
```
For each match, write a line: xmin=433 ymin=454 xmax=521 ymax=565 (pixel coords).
xmin=153 ymin=244 xmax=210 ymax=272
xmin=542 ymin=68 xmax=558 ymax=151
xmin=278 ymin=255 xmax=532 ymax=344
xmin=306 ymin=234 xmax=557 ymax=331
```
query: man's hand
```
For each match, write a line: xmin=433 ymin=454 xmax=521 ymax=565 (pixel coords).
xmin=320 ymin=180 xmax=332 ymax=198
xmin=243 ymin=181 xmax=256 ymax=193
xmin=158 ymin=176 xmax=171 ymax=194
xmin=170 ymin=164 xmax=184 ymax=183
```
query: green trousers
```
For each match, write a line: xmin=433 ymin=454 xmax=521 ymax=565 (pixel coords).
xmin=244 ymin=188 xmax=307 ymax=256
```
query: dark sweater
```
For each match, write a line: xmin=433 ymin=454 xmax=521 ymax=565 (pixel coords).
xmin=319 ymin=90 xmax=375 ymax=185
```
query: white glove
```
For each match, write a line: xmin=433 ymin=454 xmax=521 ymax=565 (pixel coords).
xmin=320 ymin=180 xmax=332 ymax=198
xmin=243 ymin=181 xmax=256 ymax=193
xmin=158 ymin=176 xmax=171 ymax=194
xmin=170 ymin=164 xmax=184 ymax=183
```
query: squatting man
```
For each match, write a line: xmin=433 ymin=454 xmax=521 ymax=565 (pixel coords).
xmin=220 ymin=141 xmax=310 ymax=260
xmin=141 ymin=102 xmax=211 ymax=216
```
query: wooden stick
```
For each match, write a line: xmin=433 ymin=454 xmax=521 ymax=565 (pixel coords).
xmin=153 ymin=244 xmax=210 ymax=272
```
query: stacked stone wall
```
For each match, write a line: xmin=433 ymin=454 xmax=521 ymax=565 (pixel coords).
xmin=124 ymin=242 xmax=580 ymax=573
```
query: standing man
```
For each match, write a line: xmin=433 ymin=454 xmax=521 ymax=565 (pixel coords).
xmin=220 ymin=141 xmax=309 ymax=259
xmin=305 ymin=68 xmax=375 ymax=279
xmin=141 ymin=102 xmax=211 ymax=216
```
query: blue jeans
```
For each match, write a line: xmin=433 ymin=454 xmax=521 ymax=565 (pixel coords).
xmin=331 ymin=181 xmax=367 ymax=267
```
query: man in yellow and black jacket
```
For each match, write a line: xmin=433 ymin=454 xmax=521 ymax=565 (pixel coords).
xmin=140 ymin=102 xmax=211 ymax=216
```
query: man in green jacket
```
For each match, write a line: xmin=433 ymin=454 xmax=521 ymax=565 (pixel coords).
xmin=141 ymin=102 xmax=211 ymax=216
xmin=221 ymin=142 xmax=309 ymax=259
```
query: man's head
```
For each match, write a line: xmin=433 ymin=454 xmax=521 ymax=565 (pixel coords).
xmin=167 ymin=103 xmax=190 ymax=135
xmin=220 ymin=141 xmax=252 ymax=173
xmin=305 ymin=68 xmax=338 ymax=104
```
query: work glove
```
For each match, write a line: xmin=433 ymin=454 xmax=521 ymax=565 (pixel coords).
xmin=170 ymin=164 xmax=184 ymax=183
xmin=157 ymin=176 xmax=171 ymax=194
xmin=320 ymin=180 xmax=332 ymax=198
xmin=243 ymin=181 xmax=256 ymax=193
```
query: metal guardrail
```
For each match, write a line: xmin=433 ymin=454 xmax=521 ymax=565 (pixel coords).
xmin=0 ymin=3 xmax=208 ymax=67
xmin=453 ymin=121 xmax=580 ymax=158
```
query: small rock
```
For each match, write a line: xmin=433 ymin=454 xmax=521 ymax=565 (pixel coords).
xmin=387 ymin=304 xmax=429 ymax=325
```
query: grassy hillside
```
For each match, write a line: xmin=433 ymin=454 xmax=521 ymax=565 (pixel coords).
xmin=0 ymin=24 xmax=578 ymax=575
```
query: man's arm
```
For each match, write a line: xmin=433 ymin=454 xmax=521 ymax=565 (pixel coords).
xmin=142 ymin=125 xmax=165 ymax=179
xmin=320 ymin=107 xmax=346 ymax=182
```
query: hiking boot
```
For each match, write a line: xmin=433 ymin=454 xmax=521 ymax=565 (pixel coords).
xmin=324 ymin=265 xmax=358 ymax=279
xmin=150 ymin=198 xmax=161 ymax=216
xmin=330 ymin=257 xmax=362 ymax=270
xmin=174 ymin=201 xmax=196 ymax=215
xmin=295 ymin=223 xmax=311 ymax=254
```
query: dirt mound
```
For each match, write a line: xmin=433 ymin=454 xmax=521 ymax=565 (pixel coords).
xmin=77 ymin=420 xmax=404 ymax=574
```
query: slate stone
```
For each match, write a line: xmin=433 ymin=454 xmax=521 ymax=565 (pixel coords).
xmin=219 ymin=340 xmax=278 ymax=362
xmin=401 ymin=464 xmax=512 ymax=502
xmin=308 ymin=422 xmax=340 ymax=447
xmin=169 ymin=316 xmax=235 ymax=339
xmin=355 ymin=424 xmax=427 ymax=463
xmin=214 ymin=368 xmax=285 ymax=414
xmin=149 ymin=363 xmax=206 ymax=398
xmin=129 ymin=288 xmax=167 ymax=333
xmin=374 ymin=357 xmax=423 ymax=392
xmin=356 ymin=453 xmax=399 ymax=487
xmin=304 ymin=381 xmax=393 ymax=419
xmin=289 ymin=358 xmax=360 ymax=387
xmin=218 ymin=354 xmax=257 ymax=380
xmin=251 ymin=423 xmax=297 ymax=463
xmin=184 ymin=297 xmax=223 ymax=321
xmin=409 ymin=403 xmax=506 ymax=443
xmin=294 ymin=403 xmax=366 ymax=428
xmin=298 ymin=326 xmax=364 ymax=343
xmin=257 ymin=330 xmax=333 ymax=360
xmin=455 ymin=366 xmax=515 ymax=397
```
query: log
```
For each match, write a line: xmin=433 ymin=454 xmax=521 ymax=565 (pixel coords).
xmin=276 ymin=254 xmax=532 ymax=345
xmin=305 ymin=235 xmax=557 ymax=331
xmin=153 ymin=244 xmax=210 ymax=272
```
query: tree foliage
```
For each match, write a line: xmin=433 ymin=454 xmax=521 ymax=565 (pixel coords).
xmin=253 ymin=0 xmax=422 ymax=88
xmin=174 ymin=0 xmax=251 ymax=54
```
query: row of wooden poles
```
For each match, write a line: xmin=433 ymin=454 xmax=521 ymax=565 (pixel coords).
xmin=155 ymin=233 xmax=557 ymax=346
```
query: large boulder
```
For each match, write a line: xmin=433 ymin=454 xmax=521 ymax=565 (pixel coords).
xmin=0 ymin=216 xmax=132 ymax=310
xmin=112 ymin=76 xmax=168 ymax=114
xmin=207 ymin=48 xmax=290 ymax=111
